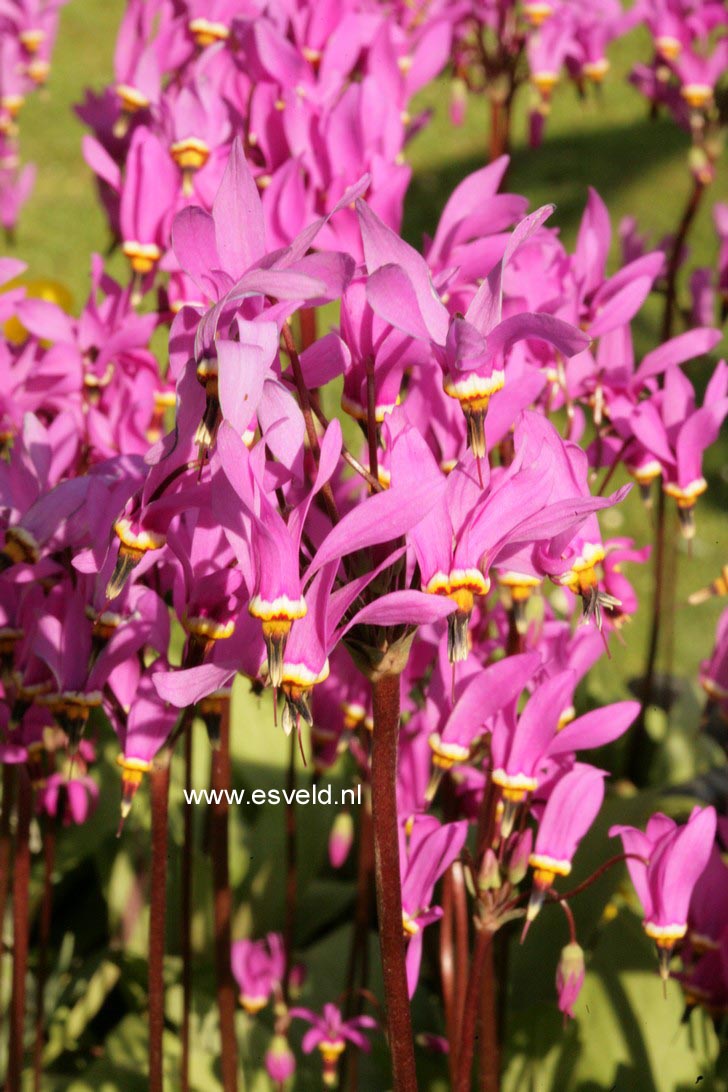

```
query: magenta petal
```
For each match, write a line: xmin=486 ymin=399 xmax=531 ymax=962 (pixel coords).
xmin=442 ymin=653 xmax=540 ymax=747
xmin=15 ymin=299 xmax=76 ymax=344
xmin=0 ymin=257 xmax=26 ymax=285
xmin=547 ymin=700 xmax=640 ymax=757
xmin=339 ymin=589 xmax=456 ymax=636
xmin=405 ymin=931 xmax=424 ymax=999
xmin=588 ymin=276 xmax=657 ymax=338
xmin=466 ymin=204 xmax=555 ymax=333
xmin=217 ymin=340 xmax=272 ymax=436
xmin=308 ymin=473 xmax=446 ymax=578
xmin=574 ymin=187 xmax=611 ymax=296
xmin=212 ymin=139 xmax=266 ymax=275
xmin=636 ymin=328 xmax=723 ymax=384
xmin=171 ymin=206 xmax=220 ymax=294
xmin=299 ymin=332 xmax=350 ymax=387
xmin=608 ymin=823 xmax=654 ymax=918
xmin=153 ymin=663 xmax=236 ymax=707
xmin=358 ymin=199 xmax=448 ymax=343
xmin=675 ymin=407 xmax=724 ymax=488
xmin=227 ymin=267 xmax=326 ymax=303
xmin=499 ymin=671 xmax=576 ymax=777
xmin=654 ymin=806 xmax=717 ymax=928
xmin=535 ymin=763 xmax=607 ymax=863
xmin=366 ymin=264 xmax=445 ymax=343
xmin=285 ymin=252 xmax=355 ymax=302
xmin=484 ymin=312 xmax=591 ymax=363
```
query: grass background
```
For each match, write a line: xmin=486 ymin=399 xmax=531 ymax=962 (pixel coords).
xmin=4 ymin=3 xmax=728 ymax=1089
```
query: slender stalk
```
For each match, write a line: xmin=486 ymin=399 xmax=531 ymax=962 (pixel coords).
xmin=439 ymin=870 xmax=457 ymax=1085
xmin=33 ymin=817 xmax=56 ymax=1092
xmin=181 ymin=723 xmax=193 ymax=1092
xmin=149 ymin=754 xmax=171 ymax=1092
xmin=307 ymin=394 xmax=383 ymax=492
xmin=210 ymin=698 xmax=238 ymax=1092
xmin=343 ymin=784 xmax=374 ymax=1092
xmin=661 ymin=176 xmax=706 ymax=343
xmin=0 ymin=763 xmax=16 ymax=1050
xmin=370 ymin=674 xmax=417 ymax=1092
xmin=629 ymin=486 xmax=667 ymax=780
xmin=596 ymin=438 xmax=630 ymax=496
xmin=489 ymin=99 xmax=507 ymax=161
xmin=663 ymin=501 xmax=678 ymax=681
xmin=299 ymin=308 xmax=317 ymax=352
xmin=558 ymin=899 xmax=577 ymax=945
xmin=547 ymin=853 xmax=649 ymax=904
xmin=477 ymin=938 xmax=499 ymax=1092
xmin=8 ymin=767 xmax=32 ymax=1090
xmin=283 ymin=729 xmax=297 ymax=1000
xmin=454 ymin=926 xmax=495 ymax=1092
xmin=452 ymin=862 xmax=469 ymax=1054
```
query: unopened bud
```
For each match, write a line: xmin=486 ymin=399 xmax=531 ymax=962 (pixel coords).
xmin=478 ymin=849 xmax=501 ymax=892
xmin=329 ymin=810 xmax=354 ymax=869
xmin=265 ymin=1034 xmax=296 ymax=1085
xmin=507 ymin=828 xmax=533 ymax=886
xmin=556 ymin=942 xmax=585 ymax=1019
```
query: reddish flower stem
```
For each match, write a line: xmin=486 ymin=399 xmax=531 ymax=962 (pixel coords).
xmin=8 ymin=767 xmax=32 ymax=1090
xmin=343 ymin=784 xmax=374 ymax=1092
xmin=558 ymin=898 xmax=577 ymax=945
xmin=546 ymin=852 xmax=649 ymax=903
xmin=370 ymin=673 xmax=417 ymax=1092
xmin=299 ymin=308 xmax=317 ymax=352
xmin=181 ymin=723 xmax=193 ymax=1092
xmin=439 ymin=869 xmax=457 ymax=1084
xmin=0 ymin=763 xmax=16 ymax=1050
xmin=478 ymin=937 xmax=499 ymax=1092
xmin=210 ymin=698 xmax=239 ymax=1092
xmin=454 ymin=925 xmax=495 ymax=1092
xmin=489 ymin=99 xmax=509 ymax=162
xmin=283 ymin=728 xmax=297 ymax=1001
xmin=33 ymin=817 xmax=56 ymax=1092
xmin=452 ymin=862 xmax=469 ymax=1052
xmin=149 ymin=755 xmax=171 ymax=1092
xmin=660 ymin=176 xmax=706 ymax=343
xmin=629 ymin=174 xmax=708 ymax=783
xmin=596 ymin=438 xmax=630 ymax=496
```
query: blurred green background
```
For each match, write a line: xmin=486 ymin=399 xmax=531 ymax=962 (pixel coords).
xmin=4 ymin=2 xmax=728 ymax=1089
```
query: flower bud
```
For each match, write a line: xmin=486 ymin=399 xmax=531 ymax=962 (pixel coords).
xmin=265 ymin=1034 xmax=296 ymax=1086
xmin=478 ymin=849 xmax=501 ymax=892
xmin=556 ymin=942 xmax=585 ymax=1020
xmin=507 ymin=828 xmax=533 ymax=886
xmin=329 ymin=810 xmax=354 ymax=869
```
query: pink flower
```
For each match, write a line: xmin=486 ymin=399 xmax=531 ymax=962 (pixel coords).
xmin=231 ymin=933 xmax=286 ymax=1014
xmin=610 ymin=806 xmax=717 ymax=955
xmin=556 ymin=942 xmax=586 ymax=1020
xmin=290 ymin=1003 xmax=376 ymax=1087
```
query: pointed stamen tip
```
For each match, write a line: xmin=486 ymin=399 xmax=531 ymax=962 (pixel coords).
xmin=424 ymin=769 xmax=443 ymax=805
xmin=116 ymin=801 xmax=131 ymax=838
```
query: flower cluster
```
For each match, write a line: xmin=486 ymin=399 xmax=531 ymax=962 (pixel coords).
xmin=78 ymin=0 xmax=456 ymax=287
xmin=446 ymin=0 xmax=728 ymax=159
xmin=1 ymin=0 xmax=727 ymax=1087
xmin=0 ymin=0 xmax=68 ymax=232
